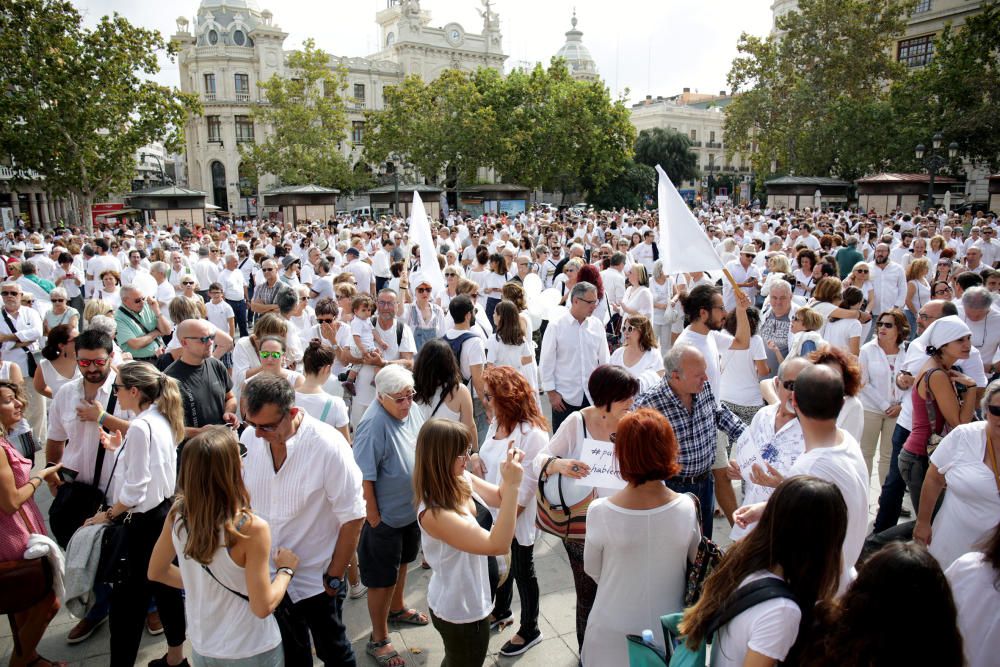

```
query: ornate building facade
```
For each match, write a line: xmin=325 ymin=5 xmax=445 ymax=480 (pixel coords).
xmin=173 ymin=0 xmax=507 ymax=215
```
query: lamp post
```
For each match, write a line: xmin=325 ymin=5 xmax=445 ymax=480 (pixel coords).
xmin=915 ymin=132 xmax=959 ymax=213
xmin=140 ymin=152 xmax=166 ymax=186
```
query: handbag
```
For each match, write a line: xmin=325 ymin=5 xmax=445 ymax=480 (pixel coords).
xmin=0 ymin=508 xmax=53 ymax=615
xmin=94 ymin=421 xmax=148 ymax=586
xmin=683 ymin=493 xmax=724 ymax=608
xmin=49 ymin=391 xmax=118 ymax=548
xmin=535 ymin=456 xmax=596 ymax=542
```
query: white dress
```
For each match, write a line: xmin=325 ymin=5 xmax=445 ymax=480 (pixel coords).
xmin=581 ymin=495 xmax=700 ymax=666
xmin=929 ymin=424 xmax=1000 ymax=569
xmin=945 ymin=552 xmax=1000 ymax=667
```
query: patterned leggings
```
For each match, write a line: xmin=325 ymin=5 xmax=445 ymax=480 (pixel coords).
xmin=562 ymin=539 xmax=597 ymax=651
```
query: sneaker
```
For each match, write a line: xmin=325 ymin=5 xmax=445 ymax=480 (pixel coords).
xmin=349 ymin=582 xmax=368 ymax=599
xmin=147 ymin=654 xmax=190 ymax=667
xmin=67 ymin=615 xmax=107 ymax=644
xmin=146 ymin=610 xmax=164 ymax=636
xmin=499 ymin=631 xmax=543 ymax=656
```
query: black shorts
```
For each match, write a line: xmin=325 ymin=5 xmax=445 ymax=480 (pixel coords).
xmin=358 ymin=519 xmax=420 ymax=588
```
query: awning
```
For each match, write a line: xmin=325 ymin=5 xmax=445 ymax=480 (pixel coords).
xmin=95 ymin=208 xmax=140 ymax=218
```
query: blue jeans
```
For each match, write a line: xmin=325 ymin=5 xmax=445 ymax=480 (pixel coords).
xmin=550 ymin=397 xmax=589 ymax=435
xmin=873 ymin=424 xmax=910 ymax=532
xmin=666 ymin=474 xmax=715 ymax=539
xmin=227 ymin=298 xmax=249 ymax=338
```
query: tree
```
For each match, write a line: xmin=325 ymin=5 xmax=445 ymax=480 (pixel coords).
xmin=723 ymin=0 xmax=916 ymax=179
xmin=634 ymin=128 xmax=699 ymax=185
xmin=0 ymin=0 xmax=200 ymax=231
xmin=587 ymin=161 xmax=656 ymax=210
xmin=240 ymin=39 xmax=362 ymax=192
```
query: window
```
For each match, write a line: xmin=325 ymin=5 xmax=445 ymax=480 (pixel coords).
xmin=898 ymin=35 xmax=935 ymax=67
xmin=352 ymin=121 xmax=365 ymax=144
xmin=353 ymin=83 xmax=366 ymax=108
xmin=690 ymin=129 xmax=697 ymax=141
xmin=235 ymin=115 xmax=254 ymax=143
xmin=234 ymin=73 xmax=250 ymax=101
xmin=206 ymin=115 xmax=222 ymax=143
xmin=233 ymin=29 xmax=246 ymax=46
xmin=914 ymin=0 xmax=931 ymax=12
xmin=203 ymin=73 xmax=216 ymax=100
xmin=208 ymin=29 xmax=218 ymax=45
xmin=709 ymin=130 xmax=716 ymax=143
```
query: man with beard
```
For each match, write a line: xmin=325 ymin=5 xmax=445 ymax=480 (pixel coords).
xmin=45 ymin=330 xmax=134 ymax=642
xmin=869 ymin=243 xmax=907 ymax=333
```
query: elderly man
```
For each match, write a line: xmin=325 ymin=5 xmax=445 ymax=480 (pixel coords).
xmin=350 ymin=288 xmax=415 ymax=424
xmin=164 ymin=319 xmax=237 ymax=443
xmin=759 ymin=280 xmax=797 ymax=377
xmin=241 ymin=375 xmax=365 ymax=666
xmin=220 ymin=253 xmax=249 ymax=337
xmin=958 ymin=286 xmax=1000 ymax=374
xmin=352 ymin=365 xmax=427 ymax=667
xmin=113 ymin=285 xmax=171 ymax=362
xmin=250 ymin=258 xmax=288 ymax=316
xmin=540 ymin=281 xmax=610 ymax=432
xmin=634 ymin=344 xmax=747 ymax=538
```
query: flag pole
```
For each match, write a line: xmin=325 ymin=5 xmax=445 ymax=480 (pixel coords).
xmin=721 ymin=268 xmax=741 ymax=293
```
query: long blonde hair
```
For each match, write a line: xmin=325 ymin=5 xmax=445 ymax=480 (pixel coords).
xmin=117 ymin=361 xmax=186 ymax=443
xmin=413 ymin=418 xmax=473 ymax=514
xmin=174 ymin=426 xmax=252 ymax=564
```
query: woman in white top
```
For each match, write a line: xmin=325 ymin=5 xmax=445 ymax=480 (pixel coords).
xmin=858 ymin=309 xmax=908 ymax=480
xmin=719 ymin=308 xmax=769 ymax=423
xmin=823 ymin=286 xmax=864 ymax=356
xmin=415 ymin=418 xmax=524 ymax=667
xmin=915 ymin=381 xmax=1000 ymax=569
xmin=478 ymin=367 xmax=548 ymax=656
xmin=149 ymin=426 xmax=298 ymax=667
xmin=945 ymin=522 xmax=1000 ymax=667
xmin=96 ymin=269 xmax=122 ymax=310
xmin=808 ymin=277 xmax=867 ymax=340
xmin=793 ymin=249 xmax=817 ymax=298
xmin=485 ymin=301 xmax=538 ymax=398
xmin=620 ymin=264 xmax=654 ymax=322
xmin=532 ymin=365 xmax=640 ymax=651
xmin=609 ymin=315 xmax=664 ymax=386
xmin=681 ymin=476 xmax=847 ymax=667
xmin=34 ymin=323 xmax=80 ymax=400
xmin=582 ymin=409 xmax=699 ymax=666
xmin=905 ymin=257 xmax=932 ymax=340
xmin=842 ymin=261 xmax=875 ymax=338
xmin=233 ymin=314 xmax=294 ymax=413
xmin=295 ymin=340 xmax=350 ymax=442
xmin=483 ymin=253 xmax=509 ymax=327
xmin=554 ymin=258 xmax=583 ymax=306
xmin=42 ymin=287 xmax=79 ymax=335
xmin=466 ymin=246 xmax=491 ymax=310
xmin=413 ymin=338 xmax=477 ymax=450
xmin=649 ymin=260 xmax=678 ymax=354
xmin=82 ymin=362 xmax=189 ymax=667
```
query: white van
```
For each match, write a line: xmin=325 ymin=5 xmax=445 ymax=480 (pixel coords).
xmin=351 ymin=206 xmax=372 ymax=218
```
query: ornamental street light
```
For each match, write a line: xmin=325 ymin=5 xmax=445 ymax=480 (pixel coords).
xmin=915 ymin=132 xmax=959 ymax=213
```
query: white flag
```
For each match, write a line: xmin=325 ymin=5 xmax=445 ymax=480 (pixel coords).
xmin=656 ymin=164 xmax=724 ymax=275
xmin=409 ymin=190 xmax=445 ymax=296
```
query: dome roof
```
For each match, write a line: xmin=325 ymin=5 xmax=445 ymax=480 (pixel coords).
xmin=554 ymin=12 xmax=598 ymax=81
xmin=199 ymin=0 xmax=261 ymax=12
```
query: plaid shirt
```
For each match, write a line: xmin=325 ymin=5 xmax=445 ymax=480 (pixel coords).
xmin=633 ymin=380 xmax=746 ymax=477
xmin=252 ymin=280 xmax=285 ymax=306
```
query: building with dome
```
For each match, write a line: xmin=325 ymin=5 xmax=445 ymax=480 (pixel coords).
xmin=172 ymin=0 xmax=507 ymax=216
xmin=554 ymin=11 xmax=599 ymax=82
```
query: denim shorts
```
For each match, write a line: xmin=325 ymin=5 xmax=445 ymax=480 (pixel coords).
xmin=191 ymin=643 xmax=283 ymax=667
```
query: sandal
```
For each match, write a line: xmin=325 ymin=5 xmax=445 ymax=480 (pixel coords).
xmin=26 ymin=657 xmax=68 ymax=667
xmin=366 ymin=637 xmax=404 ymax=667
xmin=388 ymin=607 xmax=429 ymax=626
xmin=489 ymin=611 xmax=514 ymax=631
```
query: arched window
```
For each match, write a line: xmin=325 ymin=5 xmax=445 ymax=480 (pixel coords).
xmin=210 ymin=161 xmax=228 ymax=211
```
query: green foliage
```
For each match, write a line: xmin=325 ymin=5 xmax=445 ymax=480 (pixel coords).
xmin=587 ymin=161 xmax=656 ymax=210
xmin=364 ymin=59 xmax=635 ymax=197
xmin=0 ymin=0 xmax=200 ymax=230
xmin=240 ymin=39 xmax=366 ymax=193
xmin=634 ymin=128 xmax=699 ymax=185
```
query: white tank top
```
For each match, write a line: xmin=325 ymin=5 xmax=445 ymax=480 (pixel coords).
xmin=172 ymin=516 xmax=282 ymax=660
xmin=418 ymin=492 xmax=492 ymax=624
xmin=419 ymin=388 xmax=463 ymax=422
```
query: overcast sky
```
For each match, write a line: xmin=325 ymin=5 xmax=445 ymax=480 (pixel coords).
xmin=72 ymin=0 xmax=773 ymax=103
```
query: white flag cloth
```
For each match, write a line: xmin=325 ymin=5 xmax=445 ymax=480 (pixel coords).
xmin=409 ymin=190 xmax=445 ymax=296
xmin=656 ymin=164 xmax=724 ymax=275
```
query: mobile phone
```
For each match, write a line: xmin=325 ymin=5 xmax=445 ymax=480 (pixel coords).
xmin=57 ymin=466 xmax=79 ymax=483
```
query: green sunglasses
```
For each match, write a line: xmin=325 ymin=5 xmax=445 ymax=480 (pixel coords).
xmin=259 ymin=350 xmax=283 ymax=359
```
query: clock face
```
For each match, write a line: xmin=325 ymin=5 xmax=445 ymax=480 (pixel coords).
xmin=445 ymin=25 xmax=463 ymax=45
xmin=450 ymin=29 xmax=460 ymax=41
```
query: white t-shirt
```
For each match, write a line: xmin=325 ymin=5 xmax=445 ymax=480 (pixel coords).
xmin=609 ymin=347 xmax=664 ymax=378
xmin=788 ymin=434 xmax=869 ymax=594
xmin=479 ymin=422 xmax=547 ymax=546
xmin=443 ymin=328 xmax=486 ymax=387
xmin=711 ymin=571 xmax=801 ymax=667
xmin=675 ymin=327 xmax=731 ymax=405
xmin=720 ymin=335 xmax=767 ymax=407
xmin=945 ymin=552 xmax=1000 ymax=667
xmin=350 ymin=317 xmax=376 ymax=352
xmin=294 ymin=391 xmax=349 ymax=429
xmin=824 ymin=317 xmax=862 ymax=354
xmin=205 ymin=300 xmax=235 ymax=335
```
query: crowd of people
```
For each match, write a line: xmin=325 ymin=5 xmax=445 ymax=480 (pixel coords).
xmin=1 ymin=201 xmax=999 ymax=667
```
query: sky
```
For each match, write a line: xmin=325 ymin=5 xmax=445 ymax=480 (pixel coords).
xmin=72 ymin=0 xmax=774 ymax=103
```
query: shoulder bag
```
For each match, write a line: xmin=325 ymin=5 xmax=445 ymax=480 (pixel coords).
xmin=0 ymin=507 xmax=53 ymax=615
xmin=0 ymin=308 xmax=38 ymax=378
xmin=922 ymin=366 xmax=955 ymax=456
xmin=683 ymin=493 xmax=724 ymax=607
xmin=95 ymin=420 xmax=150 ymax=585
xmin=535 ymin=416 xmax=597 ymax=542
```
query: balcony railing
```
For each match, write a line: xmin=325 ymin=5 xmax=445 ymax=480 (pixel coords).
xmin=704 ymin=165 xmax=720 ymax=172
xmin=707 ymin=141 xmax=722 ymax=148
xmin=351 ymin=98 xmax=366 ymax=109
xmin=204 ymin=92 xmax=217 ymax=102
xmin=690 ymin=140 xmax=702 ymax=147
xmin=235 ymin=92 xmax=251 ymax=103
xmin=0 ymin=165 xmax=42 ymax=181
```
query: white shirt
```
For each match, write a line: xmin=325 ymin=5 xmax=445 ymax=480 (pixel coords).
xmin=957 ymin=306 xmax=1000 ymax=373
xmin=720 ymin=335 xmax=767 ymax=406
xmin=858 ymin=341 xmax=905 ymax=413
xmin=788 ymin=434 xmax=869 ymax=594
xmin=219 ymin=268 xmax=247 ymax=301
xmin=711 ymin=571 xmax=801 ymax=667
xmin=600 ymin=268 xmax=626 ymax=307
xmin=869 ymin=261 xmax=907 ymax=314
xmin=345 ymin=259 xmax=374 ymax=294
xmin=945 ymin=552 xmax=1000 ymax=667
xmin=112 ymin=405 xmax=177 ymax=513
xmin=0 ymin=305 xmax=42 ymax=376
xmin=479 ymin=422 xmax=546 ymax=546
xmin=723 ymin=260 xmax=762 ymax=310
xmin=294 ymin=391 xmax=350 ymax=429
xmin=539 ymin=314 xmax=610 ymax=406
xmin=241 ymin=415 xmax=366 ymax=603
xmin=205 ymin=300 xmax=235 ymax=334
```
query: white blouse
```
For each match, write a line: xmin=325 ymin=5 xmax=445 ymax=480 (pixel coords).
xmin=858 ymin=340 xmax=905 ymax=413
xmin=112 ymin=406 xmax=177 ymax=513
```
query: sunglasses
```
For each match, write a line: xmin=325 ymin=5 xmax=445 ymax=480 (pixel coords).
xmin=317 ymin=317 xmax=335 ymax=324
xmin=1 ymin=291 xmax=18 ymax=297
xmin=855 ymin=269 xmax=869 ymax=274
xmin=621 ymin=324 xmax=635 ymax=333
xmin=988 ymin=405 xmax=1000 ymax=417
xmin=385 ymin=391 xmax=415 ymax=404
xmin=262 ymin=268 xmax=275 ymax=273
xmin=781 ymin=380 xmax=796 ymax=391
xmin=416 ymin=286 xmax=432 ymax=294
xmin=877 ymin=321 xmax=895 ymax=328
xmin=259 ymin=350 xmax=283 ymax=359
xmin=77 ymin=358 xmax=110 ymax=368
xmin=245 ymin=412 xmax=288 ymax=433
xmin=184 ymin=335 xmax=214 ymax=344
xmin=182 ymin=281 xmax=195 ymax=285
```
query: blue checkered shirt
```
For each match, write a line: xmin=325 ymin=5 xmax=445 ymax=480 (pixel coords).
xmin=633 ymin=380 xmax=747 ymax=477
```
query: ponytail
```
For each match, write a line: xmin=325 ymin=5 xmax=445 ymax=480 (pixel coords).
xmin=158 ymin=375 xmax=187 ymax=444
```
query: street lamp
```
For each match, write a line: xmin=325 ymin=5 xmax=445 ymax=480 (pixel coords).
xmin=915 ymin=132 xmax=959 ymax=213
xmin=140 ymin=152 xmax=166 ymax=187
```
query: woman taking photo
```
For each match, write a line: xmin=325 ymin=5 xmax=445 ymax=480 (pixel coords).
xmin=414 ymin=419 xmax=524 ymax=666
xmin=858 ymin=309 xmax=908 ymax=481
xmin=83 ymin=362 xmax=188 ymax=667
xmin=149 ymin=426 xmax=298 ymax=667
xmin=905 ymin=257 xmax=932 ymax=338
xmin=913 ymin=379 xmax=1000 ymax=570
xmin=43 ymin=287 xmax=79 ymax=335
xmin=582 ymin=409 xmax=699 ymax=666
xmin=794 ymin=249 xmax=817 ymax=297
xmin=478 ymin=366 xmax=548 ymax=656
xmin=295 ymin=340 xmax=350 ymax=442
xmin=900 ymin=316 xmax=976 ymax=516
xmin=609 ymin=315 xmax=664 ymax=383
xmin=533 ymin=365 xmax=640 ymax=651
xmin=0 ymin=381 xmax=64 ymax=667
xmin=34 ymin=323 xmax=80 ymax=400
xmin=680 ymin=476 xmax=847 ymax=667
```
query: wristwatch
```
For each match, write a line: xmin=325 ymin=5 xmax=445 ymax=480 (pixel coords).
xmin=277 ymin=567 xmax=295 ymax=578
xmin=323 ymin=573 xmax=343 ymax=591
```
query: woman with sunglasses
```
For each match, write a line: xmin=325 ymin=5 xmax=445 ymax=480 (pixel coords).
xmin=241 ymin=336 xmax=303 ymax=400
xmin=398 ymin=274 xmax=446 ymax=353
xmin=179 ymin=275 xmax=206 ymax=310
xmin=42 ymin=287 xmax=79 ymax=336
xmin=96 ymin=270 xmax=122 ymax=310
xmin=609 ymin=315 xmax=663 ymax=386
xmin=83 ymin=361 xmax=189 ymax=667
xmin=931 ymin=280 xmax=954 ymax=302
xmin=858 ymin=309 xmax=909 ymax=484
xmin=914 ymin=379 xmax=1000 ymax=570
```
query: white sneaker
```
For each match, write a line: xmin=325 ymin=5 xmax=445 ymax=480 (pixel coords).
xmin=349 ymin=582 xmax=368 ymax=599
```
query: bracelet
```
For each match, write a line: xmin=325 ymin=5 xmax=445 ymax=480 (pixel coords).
xmin=29 ymin=476 xmax=42 ymax=490
xmin=277 ymin=567 xmax=295 ymax=578
xmin=98 ymin=410 xmax=107 ymax=425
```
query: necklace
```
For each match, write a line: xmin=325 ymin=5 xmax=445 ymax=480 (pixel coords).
xmin=966 ymin=315 xmax=988 ymax=349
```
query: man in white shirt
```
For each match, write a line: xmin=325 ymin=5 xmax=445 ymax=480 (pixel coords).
xmin=631 ymin=230 xmax=657 ymax=274
xmin=869 ymin=243 xmax=907 ymax=320
xmin=344 ymin=247 xmax=375 ymax=296
xmin=350 ymin=289 xmax=416 ymax=424
xmin=372 ymin=239 xmax=395 ymax=293
xmin=889 ymin=231 xmax=914 ymax=266
xmin=539 ymin=281 xmax=609 ymax=432
xmin=194 ymin=246 xmax=221 ymax=301
xmin=723 ymin=244 xmax=763 ymax=311
xmin=444 ymin=295 xmax=489 ymax=442
xmin=958 ymin=287 xmax=1000 ymax=375
xmin=600 ymin=253 xmax=627 ymax=311
xmin=220 ymin=253 xmax=249 ymax=338
xmin=241 ymin=374 xmax=365 ymax=666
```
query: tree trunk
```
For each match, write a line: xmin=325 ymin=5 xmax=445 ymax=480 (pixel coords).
xmin=79 ymin=192 xmax=94 ymax=234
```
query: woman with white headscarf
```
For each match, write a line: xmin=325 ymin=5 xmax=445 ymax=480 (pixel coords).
xmin=900 ymin=315 xmax=977 ymax=518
